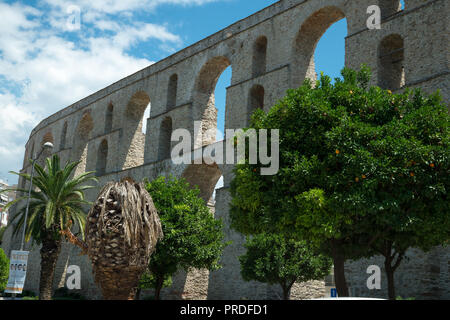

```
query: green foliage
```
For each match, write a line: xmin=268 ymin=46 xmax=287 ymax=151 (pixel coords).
xmin=0 ymin=248 xmax=9 ymax=292
xmin=140 ymin=175 xmax=229 ymax=298
xmin=230 ymin=66 xmax=450 ymax=296
xmin=396 ymin=296 xmax=416 ymax=300
xmin=239 ymin=233 xmax=331 ymax=299
xmin=2 ymin=154 xmax=97 ymax=244
xmin=138 ymin=269 xmax=172 ymax=291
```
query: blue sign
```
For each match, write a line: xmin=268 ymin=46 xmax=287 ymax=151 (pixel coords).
xmin=331 ymin=288 xmax=338 ymax=298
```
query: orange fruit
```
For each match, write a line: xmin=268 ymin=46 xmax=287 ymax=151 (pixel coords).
xmin=410 ymin=172 xmax=415 ymax=177
xmin=335 ymin=150 xmax=340 ymax=155
xmin=362 ymin=175 xmax=367 ymax=179
xmin=430 ymin=163 xmax=435 ymax=168
xmin=355 ymin=177 xmax=360 ymax=182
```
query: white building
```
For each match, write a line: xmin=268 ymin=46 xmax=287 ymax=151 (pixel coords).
xmin=0 ymin=182 xmax=15 ymax=227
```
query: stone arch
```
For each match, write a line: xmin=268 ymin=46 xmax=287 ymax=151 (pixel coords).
xmin=105 ymin=103 xmax=114 ymax=134
xmin=252 ymin=36 xmax=267 ymax=78
xmin=167 ymin=73 xmax=178 ymax=109
xmin=76 ymin=112 xmax=94 ymax=140
xmin=291 ymin=6 xmax=346 ymax=88
xmin=378 ymin=34 xmax=405 ymax=90
xmin=248 ymin=85 xmax=265 ymax=125
xmin=42 ymin=131 xmax=54 ymax=145
xmin=379 ymin=0 xmax=402 ymax=19
xmin=40 ymin=131 xmax=54 ymax=163
xmin=122 ymin=91 xmax=151 ymax=169
xmin=182 ymin=163 xmax=222 ymax=204
xmin=60 ymin=121 xmax=68 ymax=150
xmin=73 ymin=111 xmax=94 ymax=175
xmin=158 ymin=117 xmax=173 ymax=161
xmin=96 ymin=139 xmax=108 ymax=176
xmin=193 ymin=56 xmax=232 ymax=148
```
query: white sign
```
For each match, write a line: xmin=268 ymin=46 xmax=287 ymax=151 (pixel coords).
xmin=5 ymin=250 xmax=29 ymax=294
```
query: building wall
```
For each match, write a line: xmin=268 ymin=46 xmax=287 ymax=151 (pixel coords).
xmin=2 ymin=0 xmax=449 ymax=299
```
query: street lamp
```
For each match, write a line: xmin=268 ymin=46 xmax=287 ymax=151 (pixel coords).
xmin=19 ymin=142 xmax=54 ymax=251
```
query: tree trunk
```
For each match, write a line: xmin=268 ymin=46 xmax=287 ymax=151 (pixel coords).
xmin=385 ymin=261 xmax=396 ymax=300
xmin=154 ymin=277 xmax=164 ymax=300
xmin=331 ymin=240 xmax=349 ymax=297
xmin=39 ymin=238 xmax=61 ymax=300
xmin=382 ymin=241 xmax=404 ymax=301
xmin=135 ymin=288 xmax=142 ymax=300
xmin=281 ymin=283 xmax=293 ymax=300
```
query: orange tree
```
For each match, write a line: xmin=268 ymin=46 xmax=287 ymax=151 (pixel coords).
xmin=230 ymin=66 xmax=450 ymax=299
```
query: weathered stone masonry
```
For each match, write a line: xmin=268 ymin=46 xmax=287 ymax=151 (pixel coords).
xmin=2 ymin=0 xmax=449 ymax=299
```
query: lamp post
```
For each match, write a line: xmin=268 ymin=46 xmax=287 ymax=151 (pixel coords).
xmin=19 ymin=142 xmax=54 ymax=251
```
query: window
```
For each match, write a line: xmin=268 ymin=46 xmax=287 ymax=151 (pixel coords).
xmin=167 ymin=74 xmax=178 ymax=109
xmin=378 ymin=34 xmax=405 ymax=90
xmin=252 ymin=36 xmax=267 ymax=78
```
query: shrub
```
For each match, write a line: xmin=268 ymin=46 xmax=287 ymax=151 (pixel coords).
xmin=0 ymin=248 xmax=9 ymax=292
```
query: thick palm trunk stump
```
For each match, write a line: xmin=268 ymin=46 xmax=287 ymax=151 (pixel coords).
xmin=85 ymin=180 xmax=163 ymax=300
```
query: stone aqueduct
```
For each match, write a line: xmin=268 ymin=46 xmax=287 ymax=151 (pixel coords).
xmin=3 ymin=0 xmax=449 ymax=299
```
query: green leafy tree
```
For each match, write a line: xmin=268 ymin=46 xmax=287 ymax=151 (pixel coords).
xmin=230 ymin=66 xmax=450 ymax=299
xmin=141 ymin=176 xmax=229 ymax=300
xmin=0 ymin=248 xmax=9 ymax=292
xmin=240 ymin=233 xmax=331 ymax=300
xmin=2 ymin=155 xmax=97 ymax=300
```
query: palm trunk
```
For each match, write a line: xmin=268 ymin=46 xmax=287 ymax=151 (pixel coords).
xmin=331 ymin=240 xmax=349 ymax=297
xmin=39 ymin=238 xmax=61 ymax=300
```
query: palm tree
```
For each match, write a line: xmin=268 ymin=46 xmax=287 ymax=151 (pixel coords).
xmin=84 ymin=179 xmax=163 ymax=300
xmin=3 ymin=155 xmax=97 ymax=300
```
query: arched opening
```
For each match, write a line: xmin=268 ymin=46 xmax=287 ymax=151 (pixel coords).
xmin=252 ymin=36 xmax=267 ymax=78
xmin=248 ymin=85 xmax=265 ymax=125
xmin=292 ymin=6 xmax=346 ymax=88
xmin=379 ymin=1 xmax=402 ymax=19
xmin=213 ymin=66 xmax=231 ymax=142
xmin=158 ymin=117 xmax=172 ymax=161
xmin=182 ymin=163 xmax=222 ymax=204
xmin=122 ymin=91 xmax=151 ymax=169
xmin=73 ymin=112 xmax=94 ymax=176
xmin=142 ymin=103 xmax=151 ymax=135
xmin=42 ymin=131 xmax=54 ymax=145
xmin=378 ymin=34 xmax=405 ymax=90
xmin=60 ymin=121 xmax=68 ymax=150
xmin=96 ymin=139 xmax=108 ymax=176
xmin=193 ymin=56 xmax=231 ymax=148
xmin=167 ymin=74 xmax=178 ymax=110
xmin=105 ymin=103 xmax=113 ymax=134
xmin=40 ymin=131 xmax=54 ymax=164
xmin=314 ymin=18 xmax=347 ymax=82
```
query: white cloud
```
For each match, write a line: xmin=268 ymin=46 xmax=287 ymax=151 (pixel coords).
xmin=0 ymin=0 xmax=223 ymax=183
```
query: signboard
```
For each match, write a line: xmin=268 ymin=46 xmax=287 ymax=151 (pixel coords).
xmin=5 ymin=251 xmax=29 ymax=294
xmin=330 ymin=288 xmax=338 ymax=298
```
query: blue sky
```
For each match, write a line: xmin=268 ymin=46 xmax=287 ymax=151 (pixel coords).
xmin=0 ymin=0 xmax=348 ymax=185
